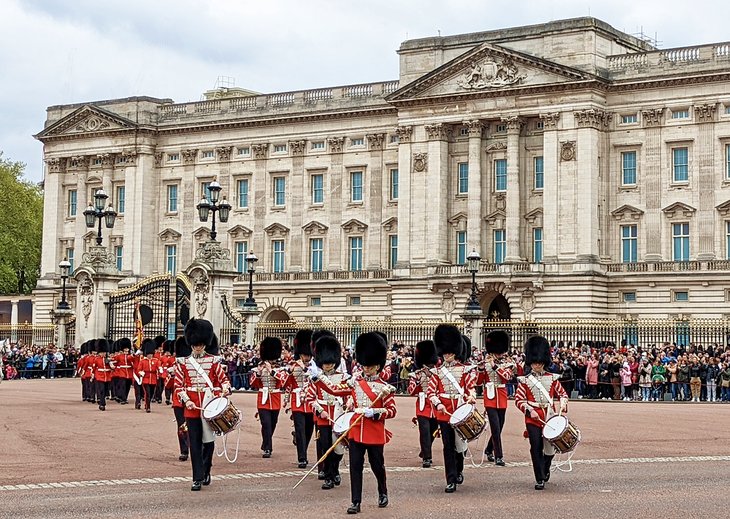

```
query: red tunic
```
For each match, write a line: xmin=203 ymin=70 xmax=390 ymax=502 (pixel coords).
xmin=171 ymin=362 xmax=184 ymax=408
xmin=284 ymin=361 xmax=312 ymax=414
xmin=78 ymin=355 xmax=92 ymax=380
xmin=407 ymin=368 xmax=435 ymax=418
xmin=304 ymin=370 xmax=350 ymax=427
xmin=138 ymin=357 xmax=160 ymax=385
xmin=250 ymin=367 xmax=288 ymax=411
xmin=514 ymin=372 xmax=569 ymax=428
xmin=161 ymin=354 xmax=176 ymax=389
xmin=476 ymin=360 xmax=514 ymax=409
xmin=92 ymin=356 xmax=113 ymax=383
xmin=173 ymin=354 xmax=229 ymax=419
xmin=426 ymin=362 xmax=477 ymax=422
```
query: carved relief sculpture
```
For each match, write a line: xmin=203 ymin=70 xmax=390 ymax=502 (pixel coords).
xmin=366 ymin=133 xmax=385 ymax=150
xmin=181 ymin=149 xmax=198 ymax=165
xmin=441 ymin=289 xmax=456 ymax=315
xmin=76 ymin=116 xmax=110 ymax=133
xmin=457 ymin=55 xmax=526 ymax=90
xmin=216 ymin=146 xmax=233 ymax=162
xmin=641 ymin=108 xmax=664 ymax=127
xmin=412 ymin=152 xmax=428 ymax=172
xmin=463 ymin=120 xmax=483 ymax=138
xmin=425 ymin=123 xmax=452 ymax=141
xmin=694 ymin=103 xmax=717 ymax=123
xmin=395 ymin=126 xmax=413 ymax=143
xmin=539 ymin=112 xmax=560 ymax=130
xmin=45 ymin=157 xmax=65 ymax=173
xmin=154 ymin=152 xmax=163 ymax=167
xmin=288 ymin=140 xmax=306 ymax=156
xmin=77 ymin=273 xmax=95 ymax=326
xmin=327 ymin=137 xmax=345 ymax=153
xmin=190 ymin=270 xmax=210 ymax=318
xmin=574 ymin=109 xmax=613 ymax=129
xmin=560 ymin=141 xmax=576 ymax=161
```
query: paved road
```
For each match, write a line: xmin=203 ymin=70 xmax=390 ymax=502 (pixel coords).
xmin=2 ymin=379 xmax=729 ymax=518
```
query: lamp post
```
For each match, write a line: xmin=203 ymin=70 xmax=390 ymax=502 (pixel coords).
xmin=464 ymin=249 xmax=482 ymax=314
xmin=243 ymin=251 xmax=258 ymax=310
xmin=196 ymin=180 xmax=231 ymax=241
xmin=57 ymin=259 xmax=71 ymax=310
xmin=83 ymin=189 xmax=117 ymax=245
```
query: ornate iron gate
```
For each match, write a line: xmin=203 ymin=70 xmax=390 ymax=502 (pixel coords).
xmin=175 ymin=273 xmax=192 ymax=337
xmin=107 ymin=274 xmax=171 ymax=341
xmin=220 ymin=294 xmax=244 ymax=346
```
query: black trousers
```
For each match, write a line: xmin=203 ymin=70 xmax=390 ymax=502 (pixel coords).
xmin=292 ymin=412 xmax=314 ymax=462
xmin=95 ymin=381 xmax=109 ymax=407
xmin=117 ymin=378 xmax=131 ymax=403
xmin=316 ymin=424 xmax=324 ymax=472
xmin=316 ymin=425 xmax=343 ymax=480
xmin=165 ymin=387 xmax=173 ymax=404
xmin=186 ymin=417 xmax=214 ymax=482
xmin=174 ymin=406 xmax=189 ymax=456
xmin=134 ymin=381 xmax=143 ymax=406
xmin=143 ymin=383 xmax=155 ymax=410
xmin=259 ymin=409 xmax=279 ymax=452
xmin=154 ymin=379 xmax=164 ymax=402
xmin=439 ymin=421 xmax=464 ymax=484
xmin=82 ymin=379 xmax=93 ymax=401
xmin=349 ymin=440 xmax=386 ymax=504
xmin=485 ymin=408 xmax=507 ymax=459
xmin=526 ymin=423 xmax=554 ymax=483
xmin=417 ymin=416 xmax=438 ymax=461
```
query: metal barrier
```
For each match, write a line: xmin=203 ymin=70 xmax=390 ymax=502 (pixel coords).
xmin=0 ymin=324 xmax=56 ymax=346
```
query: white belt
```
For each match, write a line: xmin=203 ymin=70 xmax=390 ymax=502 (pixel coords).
xmin=261 ymin=389 xmax=281 ymax=393
xmin=186 ymin=386 xmax=221 ymax=391
xmin=316 ymin=399 xmax=336 ymax=406
xmin=118 ymin=365 xmax=131 ymax=368
xmin=439 ymin=393 xmax=460 ymax=399
xmin=97 ymin=369 xmax=111 ymax=372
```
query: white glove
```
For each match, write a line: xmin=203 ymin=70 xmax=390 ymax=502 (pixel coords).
xmin=308 ymin=363 xmax=321 ymax=378
xmin=363 ymin=408 xmax=374 ymax=418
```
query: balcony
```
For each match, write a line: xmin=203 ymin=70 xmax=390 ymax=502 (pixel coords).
xmin=605 ymin=260 xmax=730 ymax=273
xmin=606 ymin=42 xmax=730 ymax=79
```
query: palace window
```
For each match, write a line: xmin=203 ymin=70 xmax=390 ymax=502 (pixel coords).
xmin=311 ymin=141 xmax=325 ymax=150
xmin=349 ymin=236 xmax=363 ymax=271
xmin=237 ymin=146 xmax=250 ymax=156
xmin=726 ymin=221 xmax=730 ymax=259
xmin=671 ymin=109 xmax=690 ymax=119
xmin=622 ymin=151 xmax=637 ymax=185
xmin=66 ymin=248 xmax=75 ymax=273
xmin=623 ymin=291 xmax=636 ymax=302
xmin=166 ymin=245 xmax=177 ymax=274
xmin=311 ymin=174 xmax=324 ymax=204
xmin=350 ymin=171 xmax=363 ymax=202
xmin=235 ymin=241 xmax=248 ymax=274
xmin=273 ymin=144 xmax=287 ymax=154
xmin=726 ymin=144 xmax=730 ymax=180
xmin=456 ymin=231 xmax=467 ymax=265
xmin=672 ymin=223 xmax=690 ymax=262
xmin=495 ymin=159 xmax=507 ymax=192
xmin=672 ymin=147 xmax=688 ymax=182
xmin=116 ymin=185 xmax=125 ymax=214
xmin=350 ymin=137 xmax=364 ymax=147
xmin=389 ymin=168 xmax=399 ymax=200
xmin=457 ymin=163 xmax=469 ymax=194
xmin=389 ymin=235 xmax=398 ymax=269
xmin=272 ymin=240 xmax=285 ymax=272
xmin=115 ymin=246 xmax=123 ymax=271
xmin=309 ymin=296 xmax=322 ymax=307
xmin=167 ymin=184 xmax=178 ymax=213
xmin=68 ymin=190 xmax=77 ymax=217
xmin=201 ymin=150 xmax=214 ymax=160
xmin=274 ymin=177 xmax=286 ymax=206
xmin=533 ymin=228 xmax=543 ymax=263
xmin=534 ymin=156 xmax=544 ymax=190
xmin=310 ymin=238 xmax=323 ymax=272
xmin=674 ymin=290 xmax=689 ymax=302
xmin=621 ymin=225 xmax=638 ymax=263
xmin=494 ymin=229 xmax=506 ymax=264
xmin=201 ymin=181 xmax=212 ymax=203
xmin=237 ymin=179 xmax=249 ymax=208
xmin=167 ymin=153 xmax=180 ymax=162
xmin=621 ymin=114 xmax=638 ymax=124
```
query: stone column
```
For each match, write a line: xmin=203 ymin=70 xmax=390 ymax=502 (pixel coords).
xmin=641 ymin=108 xmax=664 ymax=261
xmin=73 ymin=157 xmax=90 ymax=260
xmin=465 ymin=120 xmax=484 ymax=256
xmin=10 ymin=300 xmax=18 ymax=342
xmin=503 ymin=116 xmax=523 ymax=263
xmin=695 ymin=104 xmax=718 ymax=259
xmin=395 ymin=126 xmax=413 ymax=269
xmin=40 ymin=158 xmax=66 ymax=278
xmin=251 ymin=144 xmax=269 ymax=265
xmin=366 ymin=133 xmax=386 ymax=269
xmin=425 ymin=123 xmax=452 ymax=265
xmin=125 ymin=149 xmax=157 ymax=276
xmin=327 ymin=138 xmax=345 ymax=270
xmin=288 ymin=140 xmax=306 ymax=271
xmin=540 ymin=113 xmax=560 ymax=263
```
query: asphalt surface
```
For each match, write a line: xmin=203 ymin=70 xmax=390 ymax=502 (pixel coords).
xmin=2 ymin=379 xmax=729 ymax=518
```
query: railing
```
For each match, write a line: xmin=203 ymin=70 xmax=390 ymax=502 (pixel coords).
xmin=194 ymin=100 xmax=221 ymax=113
xmin=267 ymin=92 xmax=295 ymax=106
xmin=605 ymin=261 xmax=730 ymax=273
xmin=0 ymin=324 xmax=56 ymax=346
xmin=343 ymin=84 xmax=373 ymax=97
xmin=304 ymin=88 xmax=333 ymax=103
xmin=607 ymin=41 xmax=730 ymax=73
xmin=230 ymin=96 xmax=257 ymax=111
xmin=238 ymin=269 xmax=393 ymax=283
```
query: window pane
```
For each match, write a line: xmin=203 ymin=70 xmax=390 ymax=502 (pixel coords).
xmin=310 ymin=238 xmax=323 ymax=272
xmin=351 ymin=172 xmax=363 ymax=202
xmin=274 ymin=178 xmax=286 ymax=206
xmin=349 ymin=237 xmax=363 ymax=271
xmin=494 ymin=230 xmax=506 ymax=264
xmin=622 ymin=151 xmax=637 ymax=185
xmin=673 ymin=148 xmax=688 ymax=182
xmin=116 ymin=186 xmax=125 ymax=213
xmin=67 ymin=248 xmax=75 ymax=273
xmin=237 ymin=179 xmax=248 ymax=208
xmin=534 ymin=157 xmax=544 ymax=190
xmin=457 ymin=231 xmax=467 ymax=265
xmin=69 ymin=190 xmax=77 ymax=216
xmin=166 ymin=245 xmax=177 ymax=274
xmin=167 ymin=185 xmax=178 ymax=212
xmin=389 ymin=235 xmax=398 ymax=268
xmin=533 ymin=227 xmax=542 ymax=263
xmin=458 ymin=163 xmax=468 ymax=194
xmin=495 ymin=160 xmax=507 ymax=191
xmin=235 ymin=241 xmax=248 ymax=273
xmin=115 ymin=246 xmax=123 ymax=271
xmin=273 ymin=240 xmax=285 ymax=272
xmin=390 ymin=169 xmax=399 ymax=200
xmin=312 ymin=175 xmax=323 ymax=204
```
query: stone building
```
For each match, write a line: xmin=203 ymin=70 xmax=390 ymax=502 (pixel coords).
xmin=33 ymin=17 xmax=730 ymax=329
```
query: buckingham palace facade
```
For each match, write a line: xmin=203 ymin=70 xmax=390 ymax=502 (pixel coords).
xmin=33 ymin=17 xmax=730 ymax=325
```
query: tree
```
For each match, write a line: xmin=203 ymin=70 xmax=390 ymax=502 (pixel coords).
xmin=0 ymin=153 xmax=43 ymax=294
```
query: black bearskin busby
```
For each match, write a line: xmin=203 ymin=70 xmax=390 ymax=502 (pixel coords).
xmin=184 ymin=318 xmax=214 ymax=348
xmin=433 ymin=324 xmax=462 ymax=357
xmin=142 ymin=338 xmax=157 ymax=356
xmin=314 ymin=335 xmax=341 ymax=368
xmin=153 ymin=335 xmax=167 ymax=350
xmin=293 ymin=329 xmax=313 ymax=358
xmin=117 ymin=337 xmax=132 ymax=352
xmin=175 ymin=336 xmax=191 ymax=358
xmin=414 ymin=340 xmax=438 ymax=369
xmin=80 ymin=341 xmax=88 ymax=355
xmin=163 ymin=339 xmax=174 ymax=355
xmin=459 ymin=335 xmax=472 ymax=363
xmin=355 ymin=332 xmax=387 ymax=369
xmin=96 ymin=338 xmax=110 ymax=354
xmin=524 ymin=335 xmax=551 ymax=366
xmin=485 ymin=330 xmax=510 ymax=354
xmin=88 ymin=339 xmax=98 ymax=353
xmin=206 ymin=333 xmax=219 ymax=356
xmin=260 ymin=336 xmax=283 ymax=362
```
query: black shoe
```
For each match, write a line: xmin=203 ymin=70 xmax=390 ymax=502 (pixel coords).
xmin=135 ymin=404 xmax=141 ymax=410
xmin=445 ymin=483 xmax=456 ymax=493
xmin=544 ymin=470 xmax=550 ymax=482
xmin=456 ymin=473 xmax=464 ymax=485
xmin=535 ymin=480 xmax=545 ymax=490
xmin=317 ymin=470 xmax=326 ymax=481
xmin=165 ymin=400 xmax=171 ymax=405
xmin=298 ymin=461 xmax=307 ymax=469
xmin=202 ymin=473 xmax=211 ymax=486
xmin=179 ymin=454 xmax=188 ymax=462
xmin=495 ymin=458 xmax=506 ymax=466
xmin=145 ymin=408 xmax=151 ymax=413
xmin=486 ymin=451 xmax=495 ymax=462
xmin=378 ymin=494 xmax=389 ymax=508
xmin=321 ymin=479 xmax=335 ymax=490
xmin=262 ymin=450 xmax=271 ymax=458
xmin=191 ymin=481 xmax=202 ymax=491
xmin=422 ymin=459 xmax=432 ymax=468
xmin=334 ymin=474 xmax=341 ymax=486
xmin=99 ymin=405 xmax=106 ymax=411
xmin=121 ymin=401 xmax=128 ymax=405
xmin=346 ymin=502 xmax=361 ymax=514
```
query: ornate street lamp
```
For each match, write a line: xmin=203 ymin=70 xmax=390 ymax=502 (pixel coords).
xmin=243 ymin=251 xmax=258 ymax=310
xmin=197 ymin=180 xmax=231 ymax=241
xmin=83 ymin=189 xmax=117 ymax=245
xmin=464 ymin=249 xmax=482 ymax=314
xmin=57 ymin=258 xmax=71 ymax=310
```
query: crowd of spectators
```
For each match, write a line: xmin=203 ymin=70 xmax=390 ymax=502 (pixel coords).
xmin=1 ymin=340 xmax=79 ymax=380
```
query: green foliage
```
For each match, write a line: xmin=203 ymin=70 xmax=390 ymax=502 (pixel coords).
xmin=0 ymin=152 xmax=44 ymax=294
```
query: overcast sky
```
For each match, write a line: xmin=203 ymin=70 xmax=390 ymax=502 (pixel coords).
xmin=3 ymin=0 xmax=729 ymax=182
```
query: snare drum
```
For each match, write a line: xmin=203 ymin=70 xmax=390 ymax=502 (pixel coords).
xmin=202 ymin=396 xmax=241 ymax=435
xmin=448 ymin=404 xmax=487 ymax=442
xmin=542 ymin=415 xmax=581 ymax=454
xmin=333 ymin=411 xmax=355 ymax=437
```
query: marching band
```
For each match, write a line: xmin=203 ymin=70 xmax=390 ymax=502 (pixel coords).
xmin=73 ymin=320 xmax=578 ymax=507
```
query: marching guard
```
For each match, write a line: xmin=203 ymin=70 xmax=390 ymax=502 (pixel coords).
xmin=514 ymin=336 xmax=568 ymax=490
xmin=174 ymin=318 xmax=231 ymax=491
xmin=138 ymin=338 xmax=161 ymax=413
xmin=284 ymin=329 xmax=316 ymax=468
xmin=250 ymin=336 xmax=287 ymax=458
xmin=477 ymin=330 xmax=515 ymax=466
xmin=172 ymin=336 xmax=191 ymax=462
xmin=407 ymin=340 xmax=439 ymax=468
xmin=78 ymin=341 xmax=93 ymax=403
xmin=92 ymin=338 xmax=113 ymax=411
xmin=427 ymin=324 xmax=477 ymax=493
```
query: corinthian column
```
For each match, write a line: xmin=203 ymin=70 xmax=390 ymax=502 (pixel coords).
xmin=503 ymin=116 xmax=523 ymax=263
xmin=465 ymin=120 xmax=484 ymax=256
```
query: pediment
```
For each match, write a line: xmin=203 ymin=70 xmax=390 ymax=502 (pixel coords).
xmin=484 ymin=209 xmax=506 ymax=227
xmin=662 ymin=202 xmax=696 ymax=219
xmin=447 ymin=212 xmax=468 ymax=226
xmin=264 ymin=223 xmax=290 ymax=237
xmin=524 ymin=208 xmax=543 ymax=224
xmin=381 ymin=217 xmax=398 ymax=232
xmin=611 ymin=204 xmax=644 ymax=221
xmin=35 ymin=105 xmax=137 ymax=141
xmin=716 ymin=200 xmax=730 ymax=216
xmin=192 ymin=226 xmax=210 ymax=240
xmin=387 ymin=43 xmax=593 ymax=103
xmin=227 ymin=224 xmax=253 ymax=239
xmin=82 ymin=231 xmax=97 ymax=243
xmin=302 ymin=220 xmax=329 ymax=236
xmin=158 ymin=228 xmax=182 ymax=242
xmin=341 ymin=219 xmax=368 ymax=234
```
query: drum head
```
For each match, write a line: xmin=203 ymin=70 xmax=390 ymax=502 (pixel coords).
xmin=333 ymin=412 xmax=354 ymax=434
xmin=449 ymin=404 xmax=473 ymax=425
xmin=542 ymin=415 xmax=568 ymax=440
xmin=202 ymin=397 xmax=228 ymax=419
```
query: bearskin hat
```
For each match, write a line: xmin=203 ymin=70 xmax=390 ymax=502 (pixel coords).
xmin=153 ymin=335 xmax=167 ymax=349
xmin=374 ymin=331 xmax=388 ymax=347
xmin=314 ymin=335 xmax=341 ymax=368
xmin=434 ymin=324 xmax=463 ymax=357
xmin=311 ymin=329 xmax=334 ymax=349
xmin=414 ymin=340 xmax=438 ymax=368
xmin=485 ymin=330 xmax=510 ymax=354
xmin=142 ymin=338 xmax=157 ymax=356
xmin=163 ymin=340 xmax=174 ymax=355
xmin=355 ymin=332 xmax=387 ymax=369
xmin=117 ymin=337 xmax=132 ymax=352
xmin=459 ymin=335 xmax=472 ymax=363
xmin=175 ymin=336 xmax=191 ymax=358
xmin=293 ymin=329 xmax=313 ymax=358
xmin=95 ymin=338 xmax=110 ymax=354
xmin=184 ymin=318 xmax=214 ymax=348
xmin=524 ymin=335 xmax=551 ymax=366
xmin=206 ymin=333 xmax=220 ymax=356
xmin=260 ymin=336 xmax=283 ymax=361
xmin=80 ymin=341 xmax=88 ymax=355
xmin=110 ymin=340 xmax=119 ymax=354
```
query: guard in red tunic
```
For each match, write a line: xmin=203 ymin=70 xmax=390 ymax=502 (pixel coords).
xmin=174 ymin=319 xmax=231 ymax=491
xmin=515 ymin=336 xmax=568 ymax=490
xmin=92 ymin=339 xmax=114 ymax=411
xmin=152 ymin=335 xmax=166 ymax=403
xmin=138 ymin=338 xmax=161 ymax=412
xmin=284 ymin=329 xmax=315 ymax=468
xmin=161 ymin=341 xmax=176 ymax=405
xmin=113 ymin=338 xmax=134 ymax=405
xmin=77 ymin=341 xmax=92 ymax=403
xmin=172 ymin=336 xmax=191 ymax=461
xmin=477 ymin=330 xmax=515 ymax=466
xmin=407 ymin=340 xmax=439 ymax=468
xmin=250 ymin=336 xmax=287 ymax=459
xmin=426 ymin=324 xmax=477 ymax=493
